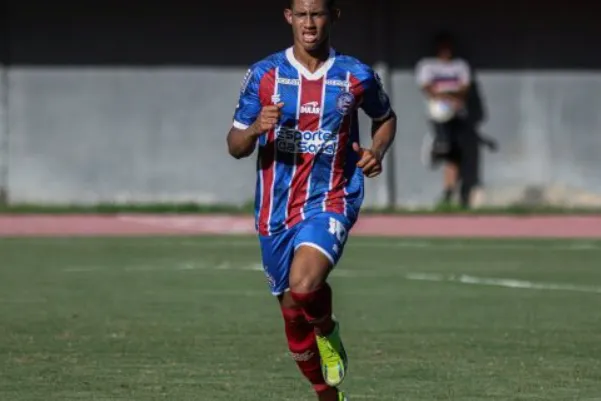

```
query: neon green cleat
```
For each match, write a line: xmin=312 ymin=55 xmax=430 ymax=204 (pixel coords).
xmin=315 ymin=320 xmax=348 ymax=387
xmin=337 ymin=390 xmax=349 ymax=401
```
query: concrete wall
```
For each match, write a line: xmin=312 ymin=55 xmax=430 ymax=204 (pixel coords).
xmin=2 ymin=0 xmax=601 ymax=207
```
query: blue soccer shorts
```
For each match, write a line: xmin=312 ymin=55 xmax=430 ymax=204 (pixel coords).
xmin=258 ymin=212 xmax=353 ymax=296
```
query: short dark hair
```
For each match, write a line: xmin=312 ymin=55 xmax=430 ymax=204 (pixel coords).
xmin=288 ymin=0 xmax=337 ymax=10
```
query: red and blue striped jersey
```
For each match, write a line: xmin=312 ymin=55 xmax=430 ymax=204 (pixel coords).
xmin=232 ymin=47 xmax=392 ymax=236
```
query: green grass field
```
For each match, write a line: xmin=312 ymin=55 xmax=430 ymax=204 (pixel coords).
xmin=2 ymin=236 xmax=601 ymax=401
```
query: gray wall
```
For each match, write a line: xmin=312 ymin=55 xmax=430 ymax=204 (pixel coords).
xmin=2 ymin=0 xmax=601 ymax=207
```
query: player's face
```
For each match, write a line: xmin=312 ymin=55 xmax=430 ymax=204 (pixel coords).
xmin=285 ymin=0 xmax=338 ymax=52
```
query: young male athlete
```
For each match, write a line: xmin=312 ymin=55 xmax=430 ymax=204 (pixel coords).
xmin=226 ymin=1 xmax=397 ymax=399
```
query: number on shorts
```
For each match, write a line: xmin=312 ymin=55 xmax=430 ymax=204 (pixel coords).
xmin=328 ymin=217 xmax=347 ymax=243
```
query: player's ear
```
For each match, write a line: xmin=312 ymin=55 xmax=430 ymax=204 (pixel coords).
xmin=284 ymin=8 xmax=293 ymax=25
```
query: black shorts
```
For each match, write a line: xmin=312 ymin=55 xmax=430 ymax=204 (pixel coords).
xmin=430 ymin=117 xmax=481 ymax=187
xmin=430 ymin=117 xmax=466 ymax=164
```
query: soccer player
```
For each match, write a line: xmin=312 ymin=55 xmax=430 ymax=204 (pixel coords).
xmin=226 ymin=0 xmax=396 ymax=400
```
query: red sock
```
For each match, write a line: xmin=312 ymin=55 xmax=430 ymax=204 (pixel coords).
xmin=281 ymin=306 xmax=330 ymax=393
xmin=289 ymin=283 xmax=333 ymax=329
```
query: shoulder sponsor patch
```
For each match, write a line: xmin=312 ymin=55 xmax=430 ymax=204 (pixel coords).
xmin=239 ymin=68 xmax=252 ymax=94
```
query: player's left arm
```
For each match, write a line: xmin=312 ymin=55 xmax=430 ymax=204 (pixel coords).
xmin=353 ymin=70 xmax=397 ymax=178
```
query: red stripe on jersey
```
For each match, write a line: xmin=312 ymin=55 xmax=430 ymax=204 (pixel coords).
xmin=257 ymin=68 xmax=277 ymax=236
xmin=286 ymin=76 xmax=325 ymax=227
xmin=325 ymin=75 xmax=363 ymax=214
xmin=323 ymin=114 xmax=350 ymax=214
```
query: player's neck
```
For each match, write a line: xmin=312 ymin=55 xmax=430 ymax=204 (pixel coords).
xmin=292 ymin=43 xmax=331 ymax=73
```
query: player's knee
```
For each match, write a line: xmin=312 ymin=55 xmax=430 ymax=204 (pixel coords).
xmin=290 ymin=276 xmax=323 ymax=296
xmin=289 ymin=245 xmax=332 ymax=297
xmin=279 ymin=291 xmax=303 ymax=311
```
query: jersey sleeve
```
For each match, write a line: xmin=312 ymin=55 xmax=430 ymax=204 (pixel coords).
xmin=360 ymin=69 xmax=392 ymax=122
xmin=232 ymin=67 xmax=263 ymax=130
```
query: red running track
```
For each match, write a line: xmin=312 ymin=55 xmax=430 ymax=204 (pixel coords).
xmin=0 ymin=214 xmax=600 ymax=238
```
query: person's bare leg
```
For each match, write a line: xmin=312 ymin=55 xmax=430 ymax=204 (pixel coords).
xmin=442 ymin=161 xmax=459 ymax=203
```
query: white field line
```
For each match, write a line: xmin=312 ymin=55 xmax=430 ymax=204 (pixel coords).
xmin=405 ymin=273 xmax=601 ymax=294
xmin=72 ymin=238 xmax=599 ymax=251
xmin=61 ymin=262 xmax=601 ymax=295
xmin=9 ymin=238 xmax=600 ymax=251
xmin=183 ymin=239 xmax=601 ymax=251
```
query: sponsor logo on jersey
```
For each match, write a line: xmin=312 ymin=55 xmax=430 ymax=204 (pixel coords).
xmin=325 ymin=79 xmax=346 ymax=87
xmin=336 ymin=91 xmax=355 ymax=115
xmin=300 ymin=101 xmax=320 ymax=115
xmin=277 ymin=77 xmax=300 ymax=86
xmin=276 ymin=127 xmax=337 ymax=155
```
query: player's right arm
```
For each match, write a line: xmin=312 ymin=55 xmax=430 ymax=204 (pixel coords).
xmin=227 ymin=105 xmax=283 ymax=159
xmin=227 ymin=67 xmax=283 ymax=159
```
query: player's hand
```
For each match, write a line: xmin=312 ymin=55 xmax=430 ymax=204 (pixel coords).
xmin=352 ymin=142 xmax=383 ymax=178
xmin=250 ymin=103 xmax=284 ymax=136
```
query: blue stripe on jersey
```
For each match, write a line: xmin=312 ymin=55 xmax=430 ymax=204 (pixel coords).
xmin=269 ymin=64 xmax=299 ymax=233
xmin=303 ymin=67 xmax=345 ymax=216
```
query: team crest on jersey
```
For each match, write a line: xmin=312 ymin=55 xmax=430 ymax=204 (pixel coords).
xmin=336 ymin=91 xmax=355 ymax=115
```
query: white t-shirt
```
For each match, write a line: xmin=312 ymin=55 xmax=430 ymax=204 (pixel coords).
xmin=415 ymin=57 xmax=471 ymax=94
